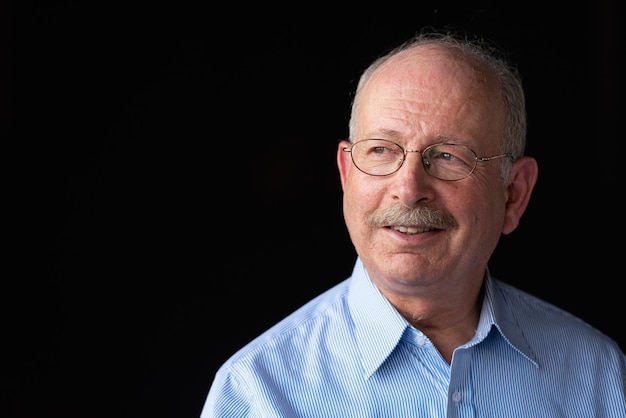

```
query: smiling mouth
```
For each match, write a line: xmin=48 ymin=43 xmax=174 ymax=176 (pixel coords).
xmin=390 ymin=226 xmax=438 ymax=234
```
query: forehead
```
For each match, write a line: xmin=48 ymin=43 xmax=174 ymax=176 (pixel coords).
xmin=370 ymin=44 xmax=496 ymax=98
xmin=356 ymin=44 xmax=504 ymax=142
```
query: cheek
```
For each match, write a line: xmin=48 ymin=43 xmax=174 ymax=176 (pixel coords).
xmin=346 ymin=175 xmax=383 ymax=205
xmin=343 ymin=176 xmax=382 ymax=224
xmin=446 ymin=182 xmax=504 ymax=224
xmin=464 ymin=187 xmax=508 ymax=233
xmin=441 ymin=186 xmax=475 ymax=215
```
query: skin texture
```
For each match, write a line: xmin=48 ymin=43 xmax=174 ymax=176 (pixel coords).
xmin=337 ymin=44 xmax=538 ymax=363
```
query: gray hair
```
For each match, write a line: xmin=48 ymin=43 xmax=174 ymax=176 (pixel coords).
xmin=348 ymin=28 xmax=527 ymax=181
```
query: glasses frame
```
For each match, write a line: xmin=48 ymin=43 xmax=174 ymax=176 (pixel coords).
xmin=342 ymin=139 xmax=515 ymax=181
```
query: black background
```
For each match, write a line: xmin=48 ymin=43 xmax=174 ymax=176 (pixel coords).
xmin=6 ymin=2 xmax=624 ymax=417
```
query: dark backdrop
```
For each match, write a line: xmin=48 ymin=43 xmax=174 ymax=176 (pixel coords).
xmin=7 ymin=2 xmax=624 ymax=417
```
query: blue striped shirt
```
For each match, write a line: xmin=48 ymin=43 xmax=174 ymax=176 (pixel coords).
xmin=201 ymin=258 xmax=626 ymax=417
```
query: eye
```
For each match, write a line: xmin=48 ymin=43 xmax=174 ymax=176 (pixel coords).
xmin=372 ymin=145 xmax=389 ymax=154
xmin=361 ymin=140 xmax=402 ymax=160
xmin=425 ymin=144 xmax=474 ymax=167
xmin=436 ymin=151 xmax=454 ymax=161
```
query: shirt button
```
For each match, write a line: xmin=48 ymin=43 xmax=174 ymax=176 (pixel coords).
xmin=452 ymin=391 xmax=462 ymax=404
xmin=415 ymin=334 xmax=427 ymax=345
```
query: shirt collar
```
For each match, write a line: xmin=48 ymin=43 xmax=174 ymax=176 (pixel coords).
xmin=347 ymin=258 xmax=409 ymax=378
xmin=484 ymin=269 xmax=539 ymax=366
xmin=347 ymin=258 xmax=538 ymax=378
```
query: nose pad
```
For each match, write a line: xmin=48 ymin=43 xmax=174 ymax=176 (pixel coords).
xmin=404 ymin=149 xmax=429 ymax=174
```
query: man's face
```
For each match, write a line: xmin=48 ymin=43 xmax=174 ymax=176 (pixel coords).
xmin=337 ymin=46 xmax=512 ymax=296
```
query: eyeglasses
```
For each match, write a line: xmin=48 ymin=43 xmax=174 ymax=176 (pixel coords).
xmin=342 ymin=139 xmax=514 ymax=181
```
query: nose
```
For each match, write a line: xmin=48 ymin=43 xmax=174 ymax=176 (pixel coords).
xmin=392 ymin=150 xmax=434 ymax=206
xmin=403 ymin=149 xmax=427 ymax=175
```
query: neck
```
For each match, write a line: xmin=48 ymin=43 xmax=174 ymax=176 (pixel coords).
xmin=392 ymin=285 xmax=484 ymax=364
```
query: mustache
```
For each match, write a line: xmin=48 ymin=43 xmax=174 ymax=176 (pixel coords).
xmin=367 ymin=204 xmax=457 ymax=229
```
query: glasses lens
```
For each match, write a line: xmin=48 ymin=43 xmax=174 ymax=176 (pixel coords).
xmin=422 ymin=144 xmax=477 ymax=181
xmin=351 ymin=139 xmax=404 ymax=176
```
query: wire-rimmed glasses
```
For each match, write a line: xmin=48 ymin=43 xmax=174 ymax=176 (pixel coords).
xmin=342 ymin=139 xmax=514 ymax=181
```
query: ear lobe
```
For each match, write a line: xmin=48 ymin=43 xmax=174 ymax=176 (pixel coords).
xmin=502 ymin=156 xmax=539 ymax=235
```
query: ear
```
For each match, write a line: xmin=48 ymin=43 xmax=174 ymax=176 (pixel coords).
xmin=337 ymin=140 xmax=353 ymax=190
xmin=502 ymin=156 xmax=539 ymax=235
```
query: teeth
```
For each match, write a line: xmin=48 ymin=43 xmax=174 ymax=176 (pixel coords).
xmin=392 ymin=226 xmax=432 ymax=234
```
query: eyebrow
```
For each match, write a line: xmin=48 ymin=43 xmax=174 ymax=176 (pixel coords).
xmin=363 ymin=129 xmax=469 ymax=146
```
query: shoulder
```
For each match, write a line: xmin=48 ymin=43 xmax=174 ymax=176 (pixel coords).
xmin=492 ymin=278 xmax=623 ymax=356
xmin=223 ymin=277 xmax=353 ymax=369
xmin=203 ymin=278 xmax=361 ymax=415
